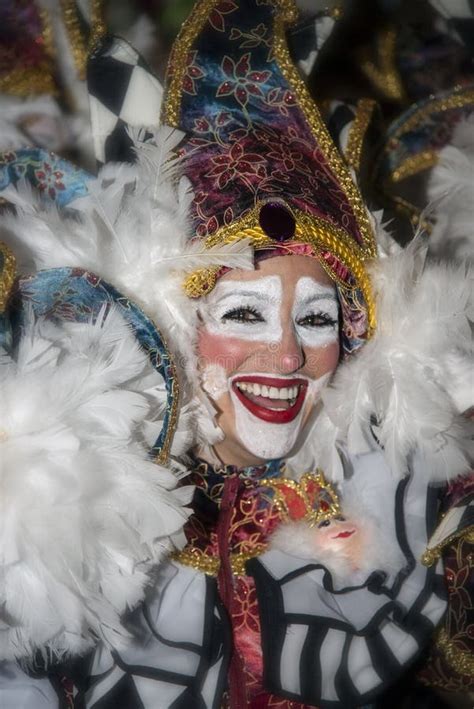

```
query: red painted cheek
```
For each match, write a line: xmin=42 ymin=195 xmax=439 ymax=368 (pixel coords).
xmin=197 ymin=328 xmax=256 ymax=376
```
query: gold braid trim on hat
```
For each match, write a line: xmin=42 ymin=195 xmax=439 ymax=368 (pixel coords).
xmin=358 ymin=28 xmax=404 ymax=103
xmin=183 ymin=205 xmax=377 ymax=335
xmin=163 ymin=0 xmax=218 ymax=126
xmin=344 ymin=99 xmax=377 ymax=173
xmin=0 ymin=242 xmax=16 ymax=313
xmin=390 ymin=150 xmax=438 ymax=183
xmin=272 ymin=1 xmax=377 ymax=258
xmin=375 ymin=87 xmax=474 ymax=229
xmin=389 ymin=87 xmax=474 ymax=140
xmin=164 ymin=0 xmax=378 ymax=335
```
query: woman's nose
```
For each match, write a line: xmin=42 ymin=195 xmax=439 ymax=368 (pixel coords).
xmin=275 ymin=325 xmax=305 ymax=374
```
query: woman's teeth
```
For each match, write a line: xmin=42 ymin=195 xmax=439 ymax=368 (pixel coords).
xmin=236 ymin=381 xmax=299 ymax=403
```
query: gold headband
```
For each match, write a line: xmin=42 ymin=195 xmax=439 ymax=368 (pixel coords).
xmin=182 ymin=206 xmax=377 ymax=336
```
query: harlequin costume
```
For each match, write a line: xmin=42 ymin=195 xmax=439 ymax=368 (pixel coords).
xmin=0 ymin=1 xmax=472 ymax=708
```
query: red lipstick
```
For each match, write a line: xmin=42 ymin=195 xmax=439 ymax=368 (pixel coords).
xmin=232 ymin=376 xmax=308 ymax=424
xmin=332 ymin=530 xmax=355 ymax=539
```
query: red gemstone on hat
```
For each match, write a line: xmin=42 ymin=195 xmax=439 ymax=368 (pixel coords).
xmin=259 ymin=202 xmax=295 ymax=242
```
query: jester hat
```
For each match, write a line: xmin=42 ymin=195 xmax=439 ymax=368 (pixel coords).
xmin=373 ymin=84 xmax=474 ymax=228
xmin=163 ymin=0 xmax=378 ymax=352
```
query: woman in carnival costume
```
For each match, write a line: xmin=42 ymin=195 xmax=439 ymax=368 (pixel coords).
xmin=0 ymin=1 xmax=472 ymax=707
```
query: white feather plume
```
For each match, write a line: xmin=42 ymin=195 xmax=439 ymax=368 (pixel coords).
xmin=0 ymin=308 xmax=192 ymax=662
xmin=320 ymin=237 xmax=473 ymax=482
xmin=0 ymin=126 xmax=240 ymax=453
xmin=426 ymin=115 xmax=474 ymax=261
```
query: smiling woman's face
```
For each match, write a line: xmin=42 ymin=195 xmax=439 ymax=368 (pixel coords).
xmin=197 ymin=254 xmax=340 ymax=467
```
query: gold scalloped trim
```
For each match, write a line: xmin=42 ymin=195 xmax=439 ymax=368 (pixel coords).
xmin=344 ymin=99 xmax=377 ymax=173
xmin=163 ymin=0 xmax=377 ymax=262
xmin=171 ymin=543 xmax=268 ymax=576
xmin=260 ymin=471 xmax=341 ymax=526
xmin=183 ymin=203 xmax=377 ymax=335
xmin=0 ymin=243 xmax=16 ymax=313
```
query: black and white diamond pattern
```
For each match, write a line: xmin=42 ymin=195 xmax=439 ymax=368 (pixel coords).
xmin=87 ymin=35 xmax=163 ymax=164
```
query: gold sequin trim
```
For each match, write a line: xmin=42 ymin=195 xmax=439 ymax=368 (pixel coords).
xmin=435 ymin=627 xmax=474 ymax=677
xmin=163 ymin=0 xmax=377 ymax=263
xmin=60 ymin=0 xmax=106 ymax=80
xmin=0 ymin=7 xmax=57 ymax=97
xmin=422 ymin=524 xmax=474 ymax=567
xmin=183 ymin=203 xmax=377 ymax=335
xmin=163 ymin=0 xmax=219 ymax=126
xmin=0 ymin=66 xmax=57 ymax=98
xmin=359 ymin=28 xmax=404 ymax=102
xmin=390 ymin=87 xmax=474 ymax=139
xmin=171 ymin=543 xmax=268 ymax=576
xmin=344 ymin=99 xmax=377 ymax=173
xmin=329 ymin=6 xmax=344 ymax=20
xmin=377 ymin=88 xmax=474 ymax=229
xmin=260 ymin=471 xmax=341 ymax=526
xmin=0 ymin=242 xmax=16 ymax=313
xmin=391 ymin=150 xmax=438 ymax=183
xmin=383 ymin=194 xmax=433 ymax=233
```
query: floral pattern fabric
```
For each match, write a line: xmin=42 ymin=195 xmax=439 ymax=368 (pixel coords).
xmin=418 ymin=472 xmax=474 ymax=694
xmin=168 ymin=0 xmax=365 ymax=247
xmin=0 ymin=149 xmax=92 ymax=207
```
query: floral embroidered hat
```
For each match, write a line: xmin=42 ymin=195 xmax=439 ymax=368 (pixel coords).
xmin=162 ymin=0 xmax=379 ymax=353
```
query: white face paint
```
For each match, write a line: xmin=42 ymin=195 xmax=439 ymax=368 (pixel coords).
xmin=292 ymin=277 xmax=339 ymax=348
xmin=199 ymin=276 xmax=282 ymax=342
xmin=230 ymin=371 xmax=332 ymax=459
xmin=198 ymin=271 xmax=340 ymax=462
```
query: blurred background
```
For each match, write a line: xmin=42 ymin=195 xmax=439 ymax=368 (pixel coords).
xmin=1 ymin=0 xmax=473 ymax=248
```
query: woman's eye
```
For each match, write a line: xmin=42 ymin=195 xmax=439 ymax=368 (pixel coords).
xmin=221 ymin=307 xmax=264 ymax=323
xmin=297 ymin=312 xmax=337 ymax=328
xmin=317 ymin=519 xmax=331 ymax=528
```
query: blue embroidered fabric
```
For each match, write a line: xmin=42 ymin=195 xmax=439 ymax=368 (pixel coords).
xmin=11 ymin=267 xmax=178 ymax=459
xmin=0 ymin=148 xmax=92 ymax=207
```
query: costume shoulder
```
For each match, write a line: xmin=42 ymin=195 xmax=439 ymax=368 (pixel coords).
xmin=0 ymin=233 xmax=196 ymax=662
